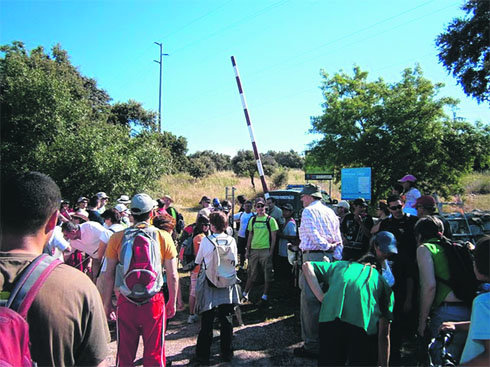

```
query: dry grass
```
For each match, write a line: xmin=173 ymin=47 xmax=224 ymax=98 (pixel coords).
xmin=147 ymin=170 xmax=489 ymax=224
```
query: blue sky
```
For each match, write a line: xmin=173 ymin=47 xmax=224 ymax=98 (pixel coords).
xmin=1 ymin=0 xmax=488 ymax=156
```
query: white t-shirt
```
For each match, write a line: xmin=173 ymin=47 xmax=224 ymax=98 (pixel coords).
xmin=233 ymin=211 xmax=255 ymax=238
xmin=46 ymin=226 xmax=70 ymax=261
xmin=403 ymin=187 xmax=421 ymax=216
xmin=460 ymin=292 xmax=490 ymax=364
xmin=70 ymin=221 xmax=112 ymax=258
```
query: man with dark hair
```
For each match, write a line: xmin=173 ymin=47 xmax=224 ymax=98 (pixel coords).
xmin=87 ymin=195 xmax=104 ymax=225
xmin=0 ymin=172 xmax=109 ymax=366
xmin=379 ymin=194 xmax=419 ymax=364
xmin=100 ymin=193 xmax=178 ymax=366
xmin=340 ymin=198 xmax=374 ymax=260
xmin=414 ymin=195 xmax=453 ymax=239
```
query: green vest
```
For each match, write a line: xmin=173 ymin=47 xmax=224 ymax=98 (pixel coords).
xmin=423 ymin=240 xmax=452 ymax=310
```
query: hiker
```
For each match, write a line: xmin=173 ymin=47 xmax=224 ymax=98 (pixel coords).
xmin=370 ymin=231 xmax=398 ymax=287
xmin=58 ymin=199 xmax=73 ymax=223
xmin=242 ymin=197 xmax=279 ymax=307
xmin=87 ymin=195 xmax=104 ymax=225
xmin=0 ymin=171 xmax=110 ymax=366
xmin=76 ymin=196 xmax=89 ymax=210
xmin=334 ymin=200 xmax=350 ymax=224
xmin=194 ymin=211 xmax=241 ymax=364
xmin=45 ymin=225 xmax=72 ymax=262
xmin=114 ymin=203 xmax=131 ymax=227
xmin=100 ymin=193 xmax=178 ymax=367
xmin=340 ymin=198 xmax=374 ymax=261
xmin=295 ymin=184 xmax=343 ymax=359
xmin=414 ymin=195 xmax=453 ymax=239
xmin=61 ymin=220 xmax=112 ymax=281
xmin=416 ymin=216 xmax=471 ymax=365
xmin=302 ymin=251 xmax=394 ymax=366
xmin=398 ymin=174 xmax=421 ymax=216
xmin=197 ymin=195 xmax=212 ymax=220
xmin=439 ymin=235 xmax=490 ymax=365
xmin=233 ymin=200 xmax=254 ymax=268
xmin=276 ymin=203 xmax=297 ymax=283
xmin=101 ymin=208 xmax=125 ymax=233
xmin=187 ymin=215 xmax=211 ymax=324
xmin=371 ymin=200 xmax=390 ymax=234
xmin=96 ymin=192 xmax=109 ymax=214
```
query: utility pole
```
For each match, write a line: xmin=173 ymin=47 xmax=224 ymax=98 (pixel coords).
xmin=154 ymin=42 xmax=169 ymax=133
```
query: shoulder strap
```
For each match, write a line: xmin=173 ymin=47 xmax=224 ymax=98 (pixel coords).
xmin=7 ymin=254 xmax=62 ymax=318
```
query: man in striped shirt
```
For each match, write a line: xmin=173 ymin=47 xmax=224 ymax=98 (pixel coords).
xmin=294 ymin=184 xmax=342 ymax=359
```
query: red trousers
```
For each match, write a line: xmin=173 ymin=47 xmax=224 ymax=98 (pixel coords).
xmin=116 ymin=292 xmax=167 ymax=366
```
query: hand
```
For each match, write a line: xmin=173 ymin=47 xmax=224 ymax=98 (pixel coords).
xmin=440 ymin=322 xmax=456 ymax=332
xmin=166 ymin=301 xmax=176 ymax=319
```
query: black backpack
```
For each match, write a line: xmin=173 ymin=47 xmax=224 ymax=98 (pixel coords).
xmin=437 ymin=240 xmax=479 ymax=306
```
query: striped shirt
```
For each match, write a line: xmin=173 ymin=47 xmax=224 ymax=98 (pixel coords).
xmin=299 ymin=200 xmax=343 ymax=260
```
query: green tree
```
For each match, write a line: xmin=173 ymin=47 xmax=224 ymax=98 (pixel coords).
xmin=265 ymin=150 xmax=304 ymax=169
xmin=1 ymin=42 xmax=174 ymax=198
xmin=436 ymin=0 xmax=490 ymax=103
xmin=158 ymin=131 xmax=189 ymax=173
xmin=187 ymin=155 xmax=217 ymax=178
xmin=231 ymin=150 xmax=277 ymax=188
xmin=108 ymin=100 xmax=157 ymax=131
xmin=188 ymin=150 xmax=231 ymax=171
xmin=309 ymin=65 xmax=486 ymax=201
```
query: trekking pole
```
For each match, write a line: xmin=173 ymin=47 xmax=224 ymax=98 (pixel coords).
xmin=231 ymin=56 xmax=269 ymax=198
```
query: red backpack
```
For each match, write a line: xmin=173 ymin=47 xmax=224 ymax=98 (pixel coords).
xmin=0 ymin=254 xmax=61 ymax=366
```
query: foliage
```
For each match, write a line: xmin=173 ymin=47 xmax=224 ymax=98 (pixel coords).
xmin=436 ymin=0 xmax=490 ymax=103
xmin=158 ymin=131 xmax=189 ymax=173
xmin=0 ymin=42 xmax=174 ymax=199
xmin=264 ymin=150 xmax=304 ymax=169
xmin=187 ymin=155 xmax=216 ymax=178
xmin=231 ymin=150 xmax=277 ymax=188
xmin=108 ymin=99 xmax=157 ymax=131
xmin=309 ymin=65 xmax=488 ymax=201
xmin=188 ymin=150 xmax=231 ymax=171
xmin=271 ymin=169 xmax=289 ymax=189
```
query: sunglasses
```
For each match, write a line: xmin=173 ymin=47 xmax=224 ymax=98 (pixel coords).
xmin=389 ymin=205 xmax=403 ymax=210
xmin=256 ymin=204 xmax=265 ymax=208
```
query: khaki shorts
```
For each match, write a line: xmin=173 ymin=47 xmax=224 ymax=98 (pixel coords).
xmin=248 ymin=248 xmax=273 ymax=283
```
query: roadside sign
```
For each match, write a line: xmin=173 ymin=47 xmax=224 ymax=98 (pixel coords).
xmin=341 ymin=167 xmax=371 ymax=200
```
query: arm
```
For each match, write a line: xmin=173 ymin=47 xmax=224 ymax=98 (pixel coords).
xmin=100 ymin=258 xmax=117 ymax=318
xmin=270 ymin=230 xmax=277 ymax=255
xmin=460 ymin=340 xmax=490 ymax=367
xmin=246 ymin=231 xmax=253 ymax=259
xmin=163 ymin=257 xmax=178 ymax=319
xmin=377 ymin=317 xmax=391 ymax=367
xmin=440 ymin=321 xmax=471 ymax=333
xmin=302 ymin=262 xmax=325 ymax=302
xmin=417 ymin=246 xmax=436 ymax=335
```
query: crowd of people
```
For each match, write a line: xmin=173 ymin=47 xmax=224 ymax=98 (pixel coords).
xmin=1 ymin=171 xmax=489 ymax=367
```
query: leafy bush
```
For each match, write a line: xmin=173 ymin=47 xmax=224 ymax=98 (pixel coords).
xmin=272 ymin=169 xmax=289 ymax=189
xmin=187 ymin=155 xmax=216 ymax=178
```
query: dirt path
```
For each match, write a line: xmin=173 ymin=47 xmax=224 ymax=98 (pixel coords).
xmin=106 ymin=276 xmax=317 ymax=366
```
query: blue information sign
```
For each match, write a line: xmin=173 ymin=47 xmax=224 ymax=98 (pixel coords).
xmin=341 ymin=167 xmax=371 ymax=201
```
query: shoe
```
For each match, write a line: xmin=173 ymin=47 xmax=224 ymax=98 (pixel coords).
xmin=256 ymin=298 xmax=269 ymax=308
xmin=293 ymin=346 xmax=318 ymax=359
xmin=187 ymin=314 xmax=199 ymax=324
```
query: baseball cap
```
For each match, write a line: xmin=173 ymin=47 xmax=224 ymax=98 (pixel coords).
xmin=130 ymin=193 xmax=155 ymax=214
xmin=412 ymin=195 xmax=436 ymax=208
xmin=282 ymin=203 xmax=294 ymax=211
xmin=96 ymin=192 xmax=109 ymax=199
xmin=114 ymin=203 xmax=127 ymax=212
xmin=398 ymin=174 xmax=417 ymax=183
xmin=373 ymin=231 xmax=398 ymax=255
xmin=117 ymin=195 xmax=131 ymax=204
xmin=212 ymin=198 xmax=221 ymax=207
xmin=255 ymin=197 xmax=266 ymax=205
xmin=353 ymin=198 xmax=368 ymax=207
xmin=77 ymin=196 xmax=88 ymax=203
xmin=300 ymin=184 xmax=322 ymax=199
xmin=163 ymin=194 xmax=173 ymax=202
xmin=335 ymin=200 xmax=350 ymax=210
